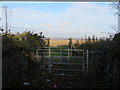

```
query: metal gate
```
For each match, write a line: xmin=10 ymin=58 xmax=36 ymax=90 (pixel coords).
xmin=33 ymin=47 xmax=95 ymax=75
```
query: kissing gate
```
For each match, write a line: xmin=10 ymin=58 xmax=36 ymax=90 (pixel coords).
xmin=34 ymin=47 xmax=95 ymax=75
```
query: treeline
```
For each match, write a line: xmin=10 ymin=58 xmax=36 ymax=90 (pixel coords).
xmin=2 ymin=31 xmax=47 ymax=88
xmin=2 ymin=30 xmax=120 ymax=88
xmin=67 ymin=34 xmax=120 ymax=87
xmin=75 ymin=33 xmax=120 ymax=87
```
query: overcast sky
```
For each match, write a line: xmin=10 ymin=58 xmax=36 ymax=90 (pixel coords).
xmin=0 ymin=2 xmax=118 ymax=38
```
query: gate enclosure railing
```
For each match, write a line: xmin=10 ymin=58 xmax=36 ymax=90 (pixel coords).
xmin=33 ymin=47 xmax=95 ymax=75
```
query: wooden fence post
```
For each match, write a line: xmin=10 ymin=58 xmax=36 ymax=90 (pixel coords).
xmin=68 ymin=38 xmax=72 ymax=56
xmin=47 ymin=38 xmax=50 ymax=47
xmin=36 ymin=49 xmax=38 ymax=62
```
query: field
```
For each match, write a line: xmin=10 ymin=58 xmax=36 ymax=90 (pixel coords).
xmin=49 ymin=39 xmax=86 ymax=47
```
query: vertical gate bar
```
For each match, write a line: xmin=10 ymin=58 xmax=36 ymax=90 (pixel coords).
xmin=68 ymin=48 xmax=70 ymax=56
xmin=48 ymin=47 xmax=51 ymax=57
xmin=70 ymin=48 xmax=72 ymax=56
xmin=83 ymin=50 xmax=85 ymax=73
xmin=68 ymin=48 xmax=70 ymax=69
xmin=60 ymin=47 xmax=62 ymax=56
xmin=86 ymin=50 xmax=89 ymax=74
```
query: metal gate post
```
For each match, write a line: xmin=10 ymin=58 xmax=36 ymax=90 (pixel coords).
xmin=83 ymin=50 xmax=85 ymax=73
xmin=48 ymin=47 xmax=51 ymax=72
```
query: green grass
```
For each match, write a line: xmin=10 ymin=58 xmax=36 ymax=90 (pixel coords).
xmin=37 ymin=56 xmax=84 ymax=64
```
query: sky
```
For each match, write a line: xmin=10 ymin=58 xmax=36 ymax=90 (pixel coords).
xmin=0 ymin=2 xmax=118 ymax=38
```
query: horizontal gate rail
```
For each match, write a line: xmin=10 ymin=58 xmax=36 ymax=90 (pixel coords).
xmin=50 ymin=56 xmax=84 ymax=58
xmin=52 ymin=69 xmax=82 ymax=72
xmin=52 ymin=62 xmax=83 ymax=65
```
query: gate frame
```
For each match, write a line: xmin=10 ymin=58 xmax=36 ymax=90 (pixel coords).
xmin=34 ymin=47 xmax=96 ymax=75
